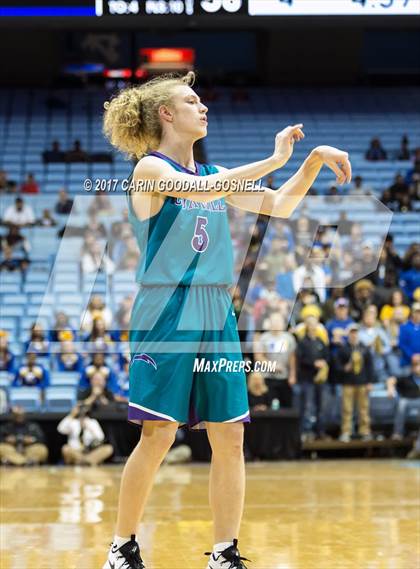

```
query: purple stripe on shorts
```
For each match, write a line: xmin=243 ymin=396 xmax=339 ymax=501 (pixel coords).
xmin=128 ymin=404 xmax=175 ymax=423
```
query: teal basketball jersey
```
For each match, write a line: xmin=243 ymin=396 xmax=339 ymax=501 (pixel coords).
xmin=126 ymin=151 xmax=234 ymax=286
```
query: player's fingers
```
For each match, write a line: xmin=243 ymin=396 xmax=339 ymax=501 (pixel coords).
xmin=342 ymin=157 xmax=352 ymax=183
xmin=328 ymin=160 xmax=346 ymax=184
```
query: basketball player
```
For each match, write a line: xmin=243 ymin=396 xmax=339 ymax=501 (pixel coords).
xmin=102 ymin=72 xmax=351 ymax=569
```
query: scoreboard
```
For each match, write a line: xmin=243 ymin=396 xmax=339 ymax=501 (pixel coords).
xmin=0 ymin=0 xmax=418 ymax=17
xmin=101 ymin=0 xmax=420 ymax=16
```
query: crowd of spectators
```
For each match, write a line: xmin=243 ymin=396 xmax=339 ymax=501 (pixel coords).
xmin=0 ymin=133 xmax=419 ymax=464
xmin=42 ymin=140 xmax=112 ymax=164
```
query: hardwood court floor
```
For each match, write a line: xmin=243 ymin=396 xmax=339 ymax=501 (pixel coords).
xmin=1 ymin=460 xmax=419 ymax=569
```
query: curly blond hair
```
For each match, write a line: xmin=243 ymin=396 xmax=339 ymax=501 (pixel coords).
xmin=103 ymin=71 xmax=195 ymax=160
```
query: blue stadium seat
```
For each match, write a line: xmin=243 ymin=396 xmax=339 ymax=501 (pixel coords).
xmin=9 ymin=387 xmax=42 ymax=412
xmin=50 ymin=372 xmax=80 ymax=387
xmin=0 ymin=372 xmax=12 ymax=389
xmin=44 ymin=387 xmax=76 ymax=412
xmin=369 ymin=390 xmax=397 ymax=424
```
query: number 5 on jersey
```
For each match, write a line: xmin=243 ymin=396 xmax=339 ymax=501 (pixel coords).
xmin=191 ymin=216 xmax=209 ymax=252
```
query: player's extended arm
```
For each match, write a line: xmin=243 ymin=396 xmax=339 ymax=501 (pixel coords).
xmin=226 ymin=145 xmax=352 ymax=218
xmin=132 ymin=124 xmax=305 ymax=204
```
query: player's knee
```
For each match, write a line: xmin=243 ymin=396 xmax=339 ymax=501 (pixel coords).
xmin=141 ymin=422 xmax=178 ymax=452
xmin=209 ymin=424 xmax=244 ymax=458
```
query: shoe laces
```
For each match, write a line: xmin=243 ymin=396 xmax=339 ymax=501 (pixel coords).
xmin=205 ymin=539 xmax=250 ymax=568
xmin=111 ymin=535 xmax=145 ymax=569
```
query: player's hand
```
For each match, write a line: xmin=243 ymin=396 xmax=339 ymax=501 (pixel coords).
xmin=272 ymin=124 xmax=305 ymax=167
xmin=315 ymin=145 xmax=352 ymax=185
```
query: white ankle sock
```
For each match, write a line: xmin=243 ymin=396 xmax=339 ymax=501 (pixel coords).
xmin=113 ymin=535 xmax=135 ymax=549
xmin=213 ymin=541 xmax=233 ymax=555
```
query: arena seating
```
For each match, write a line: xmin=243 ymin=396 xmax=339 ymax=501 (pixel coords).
xmin=1 ymin=86 xmax=419 ymax=427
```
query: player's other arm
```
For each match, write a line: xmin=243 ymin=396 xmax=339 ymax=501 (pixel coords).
xmin=225 ymin=146 xmax=352 ymax=218
xmin=131 ymin=124 xmax=305 ymax=204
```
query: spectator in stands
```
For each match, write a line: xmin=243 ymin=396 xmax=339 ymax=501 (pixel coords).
xmin=399 ymin=252 xmax=420 ymax=301
xmin=374 ymin=235 xmax=403 ymax=289
xmin=2 ymin=224 xmax=30 ymax=257
xmin=387 ymin=354 xmax=420 ymax=444
xmin=113 ymin=296 xmax=134 ymax=342
xmin=55 ymin=189 xmax=74 ymax=215
xmin=293 ymin=302 xmax=329 ymax=345
xmin=56 ymin=340 xmax=84 ymax=373
xmin=81 ymin=239 xmax=115 ymax=276
xmin=254 ymin=281 xmax=286 ymax=333
xmin=24 ymin=323 xmax=50 ymax=357
xmin=0 ymin=407 xmax=48 ymax=466
xmin=42 ymin=140 xmax=65 ymax=164
xmin=397 ymin=135 xmax=411 ymax=161
xmin=12 ymin=353 xmax=49 ymax=389
xmin=337 ymin=251 xmax=355 ymax=282
xmin=343 ymin=223 xmax=364 ymax=261
xmin=80 ymin=295 xmax=113 ymax=334
xmin=253 ymin=312 xmax=297 ymax=408
xmin=0 ymin=245 xmax=30 ymax=273
xmin=398 ymin=302 xmax=420 ymax=369
xmin=0 ymin=331 xmax=15 ymax=373
xmin=78 ymin=371 xmax=115 ymax=409
xmin=387 ymin=305 xmax=408 ymax=356
xmin=397 ymin=193 xmax=413 ymax=213
xmin=36 ymin=209 xmax=57 ymax=227
xmin=292 ymin=215 xmax=317 ymax=255
xmin=88 ymin=193 xmax=115 ymax=217
xmin=381 ymin=189 xmax=399 ymax=212
xmin=84 ymin=214 xmax=107 ymax=240
xmin=86 ymin=317 xmax=113 ymax=352
xmin=326 ymin=297 xmax=354 ymax=351
xmin=334 ymin=324 xmax=374 ymax=442
xmin=322 ymin=287 xmax=347 ymax=321
xmin=387 ymin=173 xmax=409 ymax=202
xmin=58 ymin=403 xmax=113 ymax=466
xmin=380 ymin=289 xmax=410 ymax=327
xmin=293 ymin=256 xmax=327 ymax=303
xmin=359 ymin=241 xmax=383 ymax=286
xmin=0 ymin=170 xmax=17 ymax=193
xmin=50 ymin=312 xmax=77 ymax=343
xmin=349 ymin=175 xmax=373 ymax=196
xmin=296 ymin=316 xmax=330 ymax=441
xmin=405 ymin=147 xmax=420 ymax=187
xmin=325 ymin=184 xmax=341 ymax=204
xmin=66 ymin=140 xmax=88 ymax=163
xmin=117 ymin=236 xmax=140 ymax=271
xmin=350 ymin=279 xmax=380 ymax=321
xmin=336 ymin=212 xmax=353 ymax=236
xmin=247 ymin=372 xmax=272 ymax=412
xmin=80 ymin=352 xmax=118 ymax=393
xmin=264 ymin=237 xmax=294 ymax=282
xmin=365 ymin=137 xmax=387 ymax=161
xmin=20 ymin=173 xmax=39 ymax=195
xmin=115 ymin=353 xmax=129 ymax=400
xmin=359 ymin=305 xmax=400 ymax=381
xmin=3 ymin=197 xmax=35 ymax=227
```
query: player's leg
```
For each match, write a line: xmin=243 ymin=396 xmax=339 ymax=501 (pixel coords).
xmin=103 ymin=420 xmax=178 ymax=569
xmin=115 ymin=420 xmax=178 ymax=536
xmin=207 ymin=422 xmax=245 ymax=541
xmin=197 ymin=288 xmax=250 ymax=568
xmin=205 ymin=423 xmax=250 ymax=569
